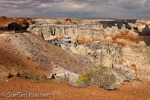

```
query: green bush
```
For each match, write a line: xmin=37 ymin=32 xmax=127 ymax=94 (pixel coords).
xmin=1 ymin=16 xmax=7 ymax=19
xmin=29 ymin=70 xmax=41 ymax=83
xmin=76 ymin=65 xmax=116 ymax=89
xmin=26 ymin=57 xmax=31 ymax=59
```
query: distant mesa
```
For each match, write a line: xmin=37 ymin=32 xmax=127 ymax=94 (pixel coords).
xmin=0 ymin=16 xmax=34 ymax=31
xmin=61 ymin=18 xmax=75 ymax=25
xmin=65 ymin=18 xmax=71 ymax=22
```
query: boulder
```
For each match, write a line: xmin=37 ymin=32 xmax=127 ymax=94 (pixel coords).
xmin=52 ymin=66 xmax=79 ymax=85
xmin=0 ymin=72 xmax=11 ymax=78
xmin=14 ymin=72 xmax=20 ymax=77
xmin=69 ymin=45 xmax=78 ymax=54
xmin=113 ymin=64 xmax=136 ymax=84
xmin=61 ymin=44 xmax=68 ymax=51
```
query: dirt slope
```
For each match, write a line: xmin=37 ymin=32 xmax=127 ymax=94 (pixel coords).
xmin=0 ymin=32 xmax=92 ymax=76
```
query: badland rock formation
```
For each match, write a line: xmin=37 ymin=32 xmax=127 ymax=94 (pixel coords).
xmin=27 ymin=18 xmax=150 ymax=81
xmin=0 ymin=17 xmax=150 ymax=90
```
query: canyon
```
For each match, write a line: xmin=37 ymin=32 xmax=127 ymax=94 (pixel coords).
xmin=0 ymin=17 xmax=150 ymax=99
xmin=28 ymin=18 xmax=150 ymax=80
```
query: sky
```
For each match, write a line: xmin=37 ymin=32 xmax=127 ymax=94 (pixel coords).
xmin=0 ymin=0 xmax=150 ymax=18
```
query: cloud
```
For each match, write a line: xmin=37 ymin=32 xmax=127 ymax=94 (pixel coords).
xmin=144 ymin=0 xmax=150 ymax=7
xmin=0 ymin=0 xmax=150 ymax=18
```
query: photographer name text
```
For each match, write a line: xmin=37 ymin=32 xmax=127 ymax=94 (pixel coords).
xmin=3 ymin=92 xmax=51 ymax=98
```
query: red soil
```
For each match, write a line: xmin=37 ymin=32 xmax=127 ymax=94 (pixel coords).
xmin=0 ymin=76 xmax=150 ymax=100
xmin=0 ymin=47 xmax=50 ymax=77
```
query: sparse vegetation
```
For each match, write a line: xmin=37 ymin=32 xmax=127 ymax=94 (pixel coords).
xmin=17 ymin=70 xmax=70 ymax=84
xmin=46 ymin=76 xmax=69 ymax=84
xmin=56 ymin=76 xmax=69 ymax=84
xmin=76 ymin=65 xmax=117 ymax=89
xmin=19 ymin=72 xmax=28 ymax=80
xmin=16 ymin=65 xmax=23 ymax=71
xmin=1 ymin=16 xmax=7 ymax=19
xmin=46 ymin=79 xmax=55 ymax=83
xmin=29 ymin=70 xmax=41 ymax=83
xmin=27 ymin=57 xmax=31 ymax=59
xmin=3 ymin=64 xmax=12 ymax=68
xmin=41 ymin=75 xmax=47 ymax=80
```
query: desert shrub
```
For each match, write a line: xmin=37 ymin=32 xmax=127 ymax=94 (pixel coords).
xmin=46 ymin=75 xmax=69 ymax=85
xmin=46 ymin=79 xmax=55 ymax=83
xmin=26 ymin=57 xmax=31 ymax=59
xmin=16 ymin=65 xmax=23 ymax=71
xmin=76 ymin=65 xmax=117 ymax=89
xmin=76 ymin=72 xmax=92 ymax=87
xmin=19 ymin=72 xmax=28 ymax=80
xmin=1 ymin=16 xmax=7 ymax=19
xmin=29 ymin=70 xmax=41 ymax=83
xmin=56 ymin=76 xmax=69 ymax=84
